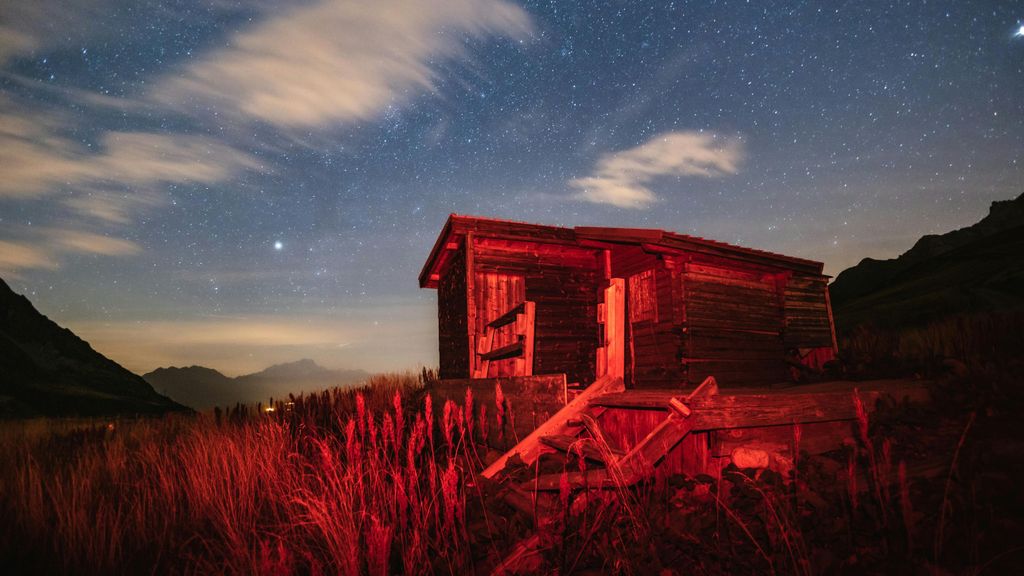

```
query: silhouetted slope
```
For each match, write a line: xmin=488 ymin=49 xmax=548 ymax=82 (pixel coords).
xmin=0 ymin=278 xmax=189 ymax=417
xmin=830 ymin=193 xmax=1024 ymax=330
xmin=144 ymin=359 xmax=368 ymax=410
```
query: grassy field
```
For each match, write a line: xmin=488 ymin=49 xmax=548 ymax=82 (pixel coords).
xmin=1 ymin=367 xmax=1022 ymax=574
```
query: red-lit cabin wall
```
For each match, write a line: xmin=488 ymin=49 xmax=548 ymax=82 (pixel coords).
xmin=781 ymin=271 xmax=836 ymax=367
xmin=437 ymin=243 xmax=469 ymax=379
xmin=674 ymin=258 xmax=789 ymax=387
xmin=470 ymin=237 xmax=601 ymax=385
xmin=609 ymin=246 xmax=684 ymax=388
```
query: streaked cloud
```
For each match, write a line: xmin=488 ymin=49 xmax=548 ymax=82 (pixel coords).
xmin=153 ymin=0 xmax=532 ymax=129
xmin=49 ymin=229 xmax=142 ymax=256
xmin=571 ymin=131 xmax=744 ymax=209
xmin=0 ymin=240 xmax=59 ymax=277
xmin=0 ymin=103 xmax=259 ymax=199
xmin=0 ymin=0 xmax=110 ymax=64
xmin=0 ymin=98 xmax=259 ymax=273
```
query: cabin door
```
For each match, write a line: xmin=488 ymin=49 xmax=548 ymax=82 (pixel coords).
xmin=472 ymin=271 xmax=526 ymax=377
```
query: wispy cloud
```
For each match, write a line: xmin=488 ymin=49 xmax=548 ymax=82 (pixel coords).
xmin=49 ymin=229 xmax=142 ymax=256
xmin=0 ymin=103 xmax=259 ymax=200
xmin=0 ymin=240 xmax=59 ymax=278
xmin=0 ymin=0 xmax=111 ymax=64
xmin=1 ymin=0 xmax=532 ymax=276
xmin=571 ymin=131 xmax=744 ymax=209
xmin=153 ymin=0 xmax=532 ymax=129
xmin=0 ymin=98 xmax=259 ymax=272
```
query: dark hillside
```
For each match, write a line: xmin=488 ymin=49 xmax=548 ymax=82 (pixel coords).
xmin=0 ymin=278 xmax=188 ymax=417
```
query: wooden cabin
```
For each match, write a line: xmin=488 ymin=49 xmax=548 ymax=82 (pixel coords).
xmin=420 ymin=214 xmax=838 ymax=390
xmin=421 ymin=216 xmax=926 ymax=568
xmin=420 ymin=212 xmax=928 ymax=553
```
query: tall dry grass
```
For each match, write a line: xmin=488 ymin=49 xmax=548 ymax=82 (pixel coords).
xmin=0 ymin=370 xmax=485 ymax=575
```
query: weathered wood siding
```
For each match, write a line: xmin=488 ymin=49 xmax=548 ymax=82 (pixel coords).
xmin=437 ymin=244 xmax=469 ymax=379
xmin=471 ymin=238 xmax=601 ymax=385
xmin=610 ymin=247 xmax=684 ymax=388
xmin=782 ymin=272 xmax=834 ymax=348
xmin=677 ymin=261 xmax=788 ymax=386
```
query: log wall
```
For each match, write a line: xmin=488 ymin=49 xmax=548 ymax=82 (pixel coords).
xmin=437 ymin=244 xmax=469 ymax=379
xmin=783 ymin=272 xmax=835 ymax=349
xmin=676 ymin=261 xmax=789 ymax=386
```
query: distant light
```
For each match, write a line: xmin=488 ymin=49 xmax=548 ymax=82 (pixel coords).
xmin=274 ymin=241 xmax=283 ymax=251
xmin=1016 ymin=25 xmax=1024 ymax=38
xmin=264 ymin=406 xmax=275 ymax=412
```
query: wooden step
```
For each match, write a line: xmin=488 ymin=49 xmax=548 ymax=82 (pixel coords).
xmin=539 ymin=434 xmax=624 ymax=463
xmin=486 ymin=302 xmax=525 ymax=328
xmin=479 ymin=338 xmax=524 ymax=361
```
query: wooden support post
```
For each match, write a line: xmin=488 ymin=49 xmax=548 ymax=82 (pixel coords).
xmin=824 ymin=284 xmax=839 ymax=354
xmin=604 ymin=278 xmax=625 ymax=380
xmin=522 ymin=301 xmax=535 ymax=376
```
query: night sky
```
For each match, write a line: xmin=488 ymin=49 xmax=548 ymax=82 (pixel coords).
xmin=1 ymin=1 xmax=1022 ymax=376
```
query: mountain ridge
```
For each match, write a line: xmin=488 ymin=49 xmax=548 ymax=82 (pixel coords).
xmin=144 ymin=359 xmax=368 ymax=410
xmin=829 ymin=192 xmax=1024 ymax=330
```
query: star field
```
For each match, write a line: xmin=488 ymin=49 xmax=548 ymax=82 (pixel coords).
xmin=1 ymin=0 xmax=1021 ymax=375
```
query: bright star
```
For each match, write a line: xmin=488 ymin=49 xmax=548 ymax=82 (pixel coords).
xmin=274 ymin=241 xmax=283 ymax=251
xmin=1015 ymin=24 xmax=1024 ymax=37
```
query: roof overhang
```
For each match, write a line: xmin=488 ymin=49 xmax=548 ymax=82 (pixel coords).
xmin=419 ymin=215 xmax=825 ymax=289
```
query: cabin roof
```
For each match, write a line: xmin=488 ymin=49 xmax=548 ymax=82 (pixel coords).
xmin=419 ymin=214 xmax=824 ymax=288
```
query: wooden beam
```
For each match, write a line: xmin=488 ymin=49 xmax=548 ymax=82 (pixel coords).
xmin=487 ymin=301 xmax=525 ymax=329
xmin=604 ymin=278 xmax=625 ymax=380
xmin=824 ymin=284 xmax=839 ymax=354
xmin=591 ymin=381 xmax=928 ymax=431
xmin=479 ymin=339 xmax=524 ymax=361
xmin=522 ymin=301 xmax=535 ymax=376
xmin=481 ymin=375 xmax=624 ymax=479
xmin=539 ymin=434 xmax=624 ymax=463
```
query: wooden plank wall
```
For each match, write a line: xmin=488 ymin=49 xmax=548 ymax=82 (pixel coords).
xmin=782 ymin=272 xmax=834 ymax=349
xmin=610 ymin=246 xmax=683 ymax=388
xmin=437 ymin=244 xmax=469 ymax=379
xmin=472 ymin=238 xmax=601 ymax=385
xmin=677 ymin=261 xmax=789 ymax=386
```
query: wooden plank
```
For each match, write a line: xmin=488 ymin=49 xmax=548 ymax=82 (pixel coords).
xmin=605 ymin=278 xmax=625 ymax=379
xmin=481 ymin=375 xmax=625 ymax=479
xmin=488 ymin=301 xmax=525 ymax=328
xmin=522 ymin=301 xmax=535 ymax=376
xmin=592 ymin=382 xmax=928 ymax=430
xmin=479 ymin=339 xmax=524 ymax=361
xmin=824 ymin=283 xmax=839 ymax=353
xmin=539 ymin=434 xmax=624 ymax=462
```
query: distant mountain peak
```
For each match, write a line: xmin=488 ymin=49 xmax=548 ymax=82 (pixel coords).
xmin=143 ymin=358 xmax=368 ymax=411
